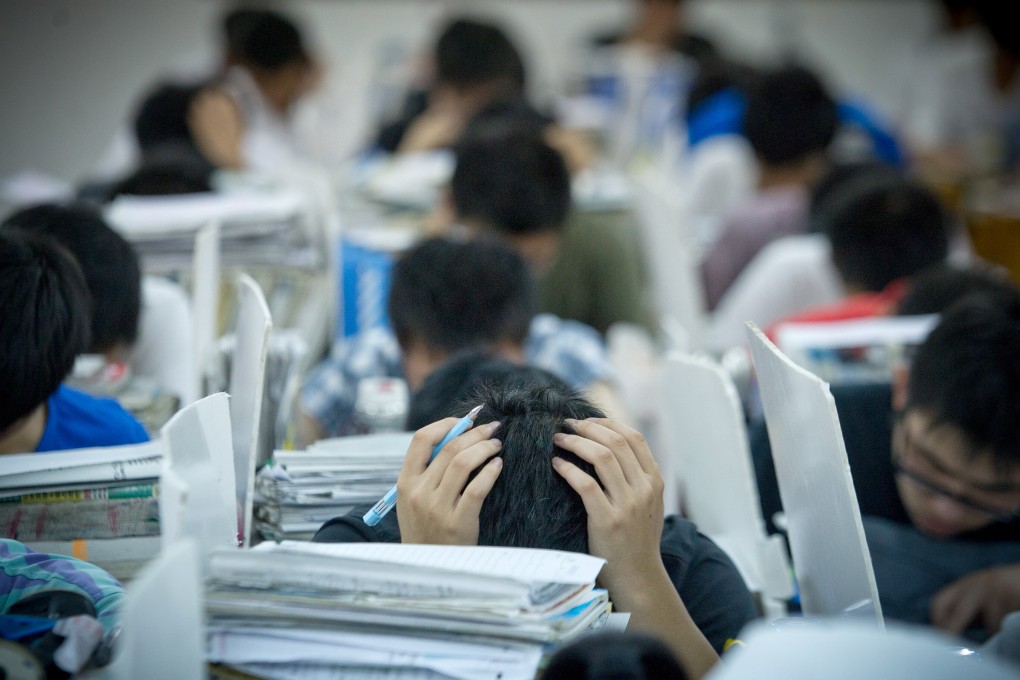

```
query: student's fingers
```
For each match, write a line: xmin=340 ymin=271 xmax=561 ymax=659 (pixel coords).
xmin=588 ymin=418 xmax=660 ymax=478
xmin=434 ymin=438 xmax=504 ymax=506
xmin=551 ymin=455 xmax=612 ymax=516
xmin=553 ymin=432 xmax=628 ymax=499
xmin=931 ymin=580 xmax=983 ymax=635
xmin=424 ymin=421 xmax=501 ymax=487
xmin=454 ymin=456 xmax=504 ymax=520
xmin=563 ymin=418 xmax=644 ymax=487
xmin=402 ymin=418 xmax=464 ymax=474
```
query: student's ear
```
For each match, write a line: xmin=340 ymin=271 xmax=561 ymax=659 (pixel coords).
xmin=891 ymin=362 xmax=909 ymax=412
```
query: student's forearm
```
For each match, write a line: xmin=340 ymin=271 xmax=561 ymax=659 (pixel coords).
xmin=607 ymin=563 xmax=719 ymax=680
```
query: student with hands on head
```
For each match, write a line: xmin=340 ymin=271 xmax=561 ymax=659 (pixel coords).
xmin=314 ymin=360 xmax=756 ymax=679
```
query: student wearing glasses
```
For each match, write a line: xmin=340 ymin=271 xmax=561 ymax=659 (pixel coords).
xmin=753 ymin=285 xmax=1020 ymax=643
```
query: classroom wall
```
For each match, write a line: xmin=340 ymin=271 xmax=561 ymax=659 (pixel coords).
xmin=0 ymin=0 xmax=940 ymax=186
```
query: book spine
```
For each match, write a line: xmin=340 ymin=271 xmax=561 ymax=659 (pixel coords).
xmin=0 ymin=483 xmax=159 ymax=505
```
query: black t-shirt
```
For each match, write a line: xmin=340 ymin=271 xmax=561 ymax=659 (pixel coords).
xmin=313 ymin=508 xmax=758 ymax=653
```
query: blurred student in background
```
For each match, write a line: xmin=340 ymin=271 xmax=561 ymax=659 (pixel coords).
xmin=3 ymin=203 xmax=195 ymax=408
xmin=298 ymin=237 xmax=615 ymax=443
xmin=700 ymin=63 xmax=839 ymax=310
xmin=0 ymin=229 xmax=148 ymax=454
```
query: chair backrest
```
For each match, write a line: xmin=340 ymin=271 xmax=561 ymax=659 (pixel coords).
xmin=659 ymin=352 xmax=794 ymax=615
xmin=191 ymin=219 xmax=220 ymax=399
xmin=745 ymin=322 xmax=883 ymax=626
xmin=102 ymin=538 xmax=203 ymax=680
xmin=706 ymin=618 xmax=1017 ymax=680
xmin=159 ymin=392 xmax=238 ymax=558
xmin=630 ymin=169 xmax=707 ymax=352
xmin=229 ymin=273 xmax=273 ymax=547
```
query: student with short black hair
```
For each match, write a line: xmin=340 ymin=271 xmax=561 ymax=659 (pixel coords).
xmin=298 ymin=236 xmax=614 ymax=443
xmin=4 ymin=203 xmax=142 ymax=358
xmin=701 ymin=63 xmax=839 ymax=309
xmin=768 ymin=172 xmax=952 ymax=329
xmin=314 ymin=364 xmax=757 ymax=678
xmin=378 ymin=16 xmax=527 ymax=155
xmin=446 ymin=119 xmax=654 ymax=334
xmin=0 ymin=230 xmax=148 ymax=454
xmin=754 ymin=290 xmax=1020 ymax=641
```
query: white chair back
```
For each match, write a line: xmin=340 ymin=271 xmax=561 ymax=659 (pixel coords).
xmin=191 ymin=219 xmax=220 ymax=398
xmin=745 ymin=323 xmax=883 ymax=625
xmin=101 ymin=539 xmax=203 ymax=680
xmin=229 ymin=273 xmax=272 ymax=547
xmin=159 ymin=392 xmax=238 ymax=556
xmin=660 ymin=351 xmax=794 ymax=617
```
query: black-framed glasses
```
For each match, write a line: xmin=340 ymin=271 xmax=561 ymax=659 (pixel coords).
xmin=892 ymin=418 xmax=1020 ymax=524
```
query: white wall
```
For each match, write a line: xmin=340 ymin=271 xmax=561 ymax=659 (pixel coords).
xmin=0 ymin=0 xmax=939 ymax=186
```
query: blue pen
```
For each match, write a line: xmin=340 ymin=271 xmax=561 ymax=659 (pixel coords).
xmin=363 ymin=404 xmax=484 ymax=526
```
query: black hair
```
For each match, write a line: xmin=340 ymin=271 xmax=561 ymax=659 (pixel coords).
xmin=461 ymin=96 xmax=554 ymax=142
xmin=907 ymin=290 xmax=1020 ymax=470
xmin=896 ymin=263 xmax=1019 ymax=316
xmin=543 ymin=631 xmax=689 ymax=680
xmin=387 ymin=237 xmax=537 ymax=354
xmin=685 ymin=57 xmax=759 ymax=117
xmin=742 ymin=64 xmax=838 ymax=166
xmin=222 ymin=6 xmax=309 ymax=70
xmin=434 ymin=17 xmax=526 ymax=92
xmin=405 ymin=352 xmax=602 ymax=552
xmin=132 ymin=81 xmax=209 ymax=160
xmin=451 ymin=126 xmax=571 ymax=235
xmin=0 ymin=229 xmax=90 ymax=432
xmin=406 ymin=350 xmax=561 ymax=430
xmin=819 ymin=173 xmax=950 ymax=292
xmin=808 ymin=159 xmax=899 ymax=226
xmin=472 ymin=376 xmax=605 ymax=553
xmin=108 ymin=144 xmax=214 ymax=198
xmin=3 ymin=203 xmax=142 ymax=354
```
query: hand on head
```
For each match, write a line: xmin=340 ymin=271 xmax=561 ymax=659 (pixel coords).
xmin=550 ymin=418 xmax=666 ymax=591
xmin=396 ymin=417 xmax=503 ymax=545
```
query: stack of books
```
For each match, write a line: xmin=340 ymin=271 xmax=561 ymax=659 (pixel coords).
xmin=254 ymin=432 xmax=411 ymax=542
xmin=0 ymin=441 xmax=164 ymax=580
xmin=205 ymin=541 xmax=612 ymax=680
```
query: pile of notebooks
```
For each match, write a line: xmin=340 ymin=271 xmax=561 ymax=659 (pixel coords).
xmin=253 ymin=432 xmax=412 ymax=541
xmin=205 ymin=541 xmax=612 ymax=680
xmin=0 ymin=441 xmax=164 ymax=580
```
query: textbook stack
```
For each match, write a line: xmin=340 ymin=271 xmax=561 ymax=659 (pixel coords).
xmin=253 ymin=432 xmax=412 ymax=541
xmin=205 ymin=541 xmax=612 ymax=680
xmin=0 ymin=441 xmax=164 ymax=580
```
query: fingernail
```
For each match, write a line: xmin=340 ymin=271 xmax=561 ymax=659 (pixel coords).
xmin=551 ymin=456 xmax=563 ymax=467
xmin=553 ymin=433 xmax=566 ymax=443
xmin=489 ymin=438 xmax=502 ymax=449
xmin=491 ymin=457 xmax=503 ymax=469
xmin=488 ymin=421 xmax=501 ymax=432
xmin=564 ymin=418 xmax=578 ymax=426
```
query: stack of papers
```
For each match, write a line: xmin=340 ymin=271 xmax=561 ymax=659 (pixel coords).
xmin=104 ymin=189 xmax=323 ymax=273
xmin=206 ymin=541 xmax=611 ymax=680
xmin=0 ymin=441 xmax=165 ymax=580
xmin=254 ymin=433 xmax=412 ymax=541
xmin=775 ymin=315 xmax=940 ymax=385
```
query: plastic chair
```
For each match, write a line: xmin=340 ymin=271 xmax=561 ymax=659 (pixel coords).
xmin=659 ymin=351 xmax=794 ymax=618
xmin=745 ymin=322 xmax=883 ymax=625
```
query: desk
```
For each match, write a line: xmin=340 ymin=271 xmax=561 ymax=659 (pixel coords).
xmin=963 ymin=179 xmax=1020 ymax=285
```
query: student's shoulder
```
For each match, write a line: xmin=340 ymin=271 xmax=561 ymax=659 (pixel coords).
xmin=528 ymin=314 xmax=604 ymax=344
xmin=312 ymin=504 xmax=401 ymax=544
xmin=40 ymin=385 xmax=149 ymax=451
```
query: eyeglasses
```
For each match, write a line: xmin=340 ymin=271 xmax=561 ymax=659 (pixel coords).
xmin=892 ymin=418 xmax=1020 ymax=524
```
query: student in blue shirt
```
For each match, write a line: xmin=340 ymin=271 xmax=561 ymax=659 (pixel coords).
xmin=0 ymin=229 xmax=148 ymax=455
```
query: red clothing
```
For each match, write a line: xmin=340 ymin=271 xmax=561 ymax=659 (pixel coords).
xmin=765 ymin=279 xmax=909 ymax=342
